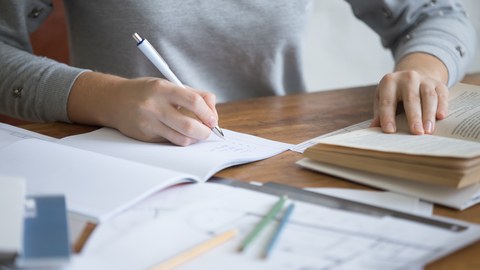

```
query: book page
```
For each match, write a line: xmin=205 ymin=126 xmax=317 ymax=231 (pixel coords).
xmin=59 ymin=128 xmax=291 ymax=181
xmin=297 ymin=159 xmax=480 ymax=210
xmin=434 ymin=84 xmax=480 ymax=142
xmin=316 ymin=127 xmax=480 ymax=158
xmin=395 ymin=83 xmax=480 ymax=142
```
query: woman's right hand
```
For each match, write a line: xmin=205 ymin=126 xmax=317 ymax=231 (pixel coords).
xmin=67 ymin=72 xmax=219 ymax=146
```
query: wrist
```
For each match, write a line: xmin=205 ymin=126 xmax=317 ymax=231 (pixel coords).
xmin=395 ymin=53 xmax=449 ymax=85
xmin=67 ymin=71 xmax=127 ymax=127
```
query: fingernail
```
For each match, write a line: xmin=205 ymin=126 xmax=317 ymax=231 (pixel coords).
xmin=413 ymin=123 xmax=424 ymax=134
xmin=437 ymin=110 xmax=447 ymax=119
xmin=385 ymin=123 xmax=395 ymax=133
xmin=208 ymin=116 xmax=217 ymax=127
xmin=424 ymin=121 xmax=433 ymax=134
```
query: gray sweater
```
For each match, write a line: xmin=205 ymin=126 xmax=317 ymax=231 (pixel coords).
xmin=0 ymin=0 xmax=476 ymax=122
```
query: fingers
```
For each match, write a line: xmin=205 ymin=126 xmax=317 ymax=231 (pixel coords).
xmin=419 ymin=83 xmax=438 ymax=134
xmin=436 ymin=84 xmax=449 ymax=120
xmin=194 ymin=88 xmax=218 ymax=119
xmin=376 ymin=74 xmax=398 ymax=133
xmin=110 ymin=78 xmax=220 ymax=146
xmin=370 ymin=88 xmax=380 ymax=128
xmin=167 ymin=85 xmax=219 ymax=129
xmin=375 ymin=71 xmax=448 ymax=135
xmin=159 ymin=104 xmax=212 ymax=141
xmin=400 ymin=75 xmax=424 ymax=135
xmin=369 ymin=115 xmax=380 ymax=128
xmin=151 ymin=121 xmax=200 ymax=146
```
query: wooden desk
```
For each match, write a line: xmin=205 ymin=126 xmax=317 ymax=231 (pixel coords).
xmin=19 ymin=79 xmax=480 ymax=269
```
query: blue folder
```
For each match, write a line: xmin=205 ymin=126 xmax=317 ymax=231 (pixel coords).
xmin=16 ymin=195 xmax=71 ymax=268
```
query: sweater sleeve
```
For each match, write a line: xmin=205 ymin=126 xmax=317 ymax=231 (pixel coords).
xmin=346 ymin=0 xmax=477 ymax=87
xmin=0 ymin=0 xmax=87 ymax=122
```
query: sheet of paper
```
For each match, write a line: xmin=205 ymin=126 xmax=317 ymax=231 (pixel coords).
xmin=82 ymin=183 xmax=234 ymax=252
xmin=82 ymin=183 xmax=433 ymax=255
xmin=0 ymin=123 xmax=56 ymax=149
xmin=0 ymin=139 xmax=197 ymax=221
xmin=306 ymin=188 xmax=433 ymax=216
xmin=59 ymin=128 xmax=292 ymax=180
xmin=68 ymin=184 xmax=480 ymax=270
xmin=291 ymin=120 xmax=371 ymax=153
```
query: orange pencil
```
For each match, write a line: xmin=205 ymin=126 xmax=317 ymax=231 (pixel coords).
xmin=150 ymin=229 xmax=238 ymax=270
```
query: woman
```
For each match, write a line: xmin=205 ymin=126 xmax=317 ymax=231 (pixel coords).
xmin=0 ymin=0 xmax=475 ymax=145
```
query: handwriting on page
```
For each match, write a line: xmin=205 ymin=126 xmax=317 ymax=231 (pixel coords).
xmin=0 ymin=126 xmax=36 ymax=139
xmin=0 ymin=126 xmax=56 ymax=149
xmin=206 ymin=142 xmax=257 ymax=154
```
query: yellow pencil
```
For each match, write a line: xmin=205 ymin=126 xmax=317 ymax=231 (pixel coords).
xmin=150 ymin=229 xmax=238 ymax=270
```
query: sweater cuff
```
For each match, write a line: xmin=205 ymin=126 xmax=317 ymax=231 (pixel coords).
xmin=393 ymin=16 xmax=475 ymax=88
xmin=34 ymin=64 xmax=90 ymax=123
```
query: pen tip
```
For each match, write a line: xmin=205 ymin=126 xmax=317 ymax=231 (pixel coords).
xmin=213 ymin=126 xmax=225 ymax=139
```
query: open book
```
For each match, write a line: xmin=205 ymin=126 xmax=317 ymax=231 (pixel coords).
xmin=0 ymin=125 xmax=291 ymax=221
xmin=298 ymin=83 xmax=480 ymax=209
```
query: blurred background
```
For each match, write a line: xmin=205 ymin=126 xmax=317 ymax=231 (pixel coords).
xmin=303 ymin=0 xmax=480 ymax=91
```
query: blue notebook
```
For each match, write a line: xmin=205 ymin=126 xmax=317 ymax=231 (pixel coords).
xmin=16 ymin=195 xmax=71 ymax=268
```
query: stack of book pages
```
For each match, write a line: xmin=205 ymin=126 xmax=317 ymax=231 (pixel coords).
xmin=299 ymin=83 xmax=480 ymax=210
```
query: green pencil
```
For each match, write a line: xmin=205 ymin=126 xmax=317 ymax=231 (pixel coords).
xmin=238 ymin=195 xmax=287 ymax=252
xmin=262 ymin=202 xmax=295 ymax=258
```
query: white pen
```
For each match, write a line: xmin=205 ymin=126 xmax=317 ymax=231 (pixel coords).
xmin=132 ymin=32 xmax=225 ymax=140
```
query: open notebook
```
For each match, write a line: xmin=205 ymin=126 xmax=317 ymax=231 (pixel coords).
xmin=0 ymin=125 xmax=291 ymax=221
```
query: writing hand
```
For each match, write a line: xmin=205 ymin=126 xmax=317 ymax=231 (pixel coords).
xmin=68 ymin=72 xmax=218 ymax=146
